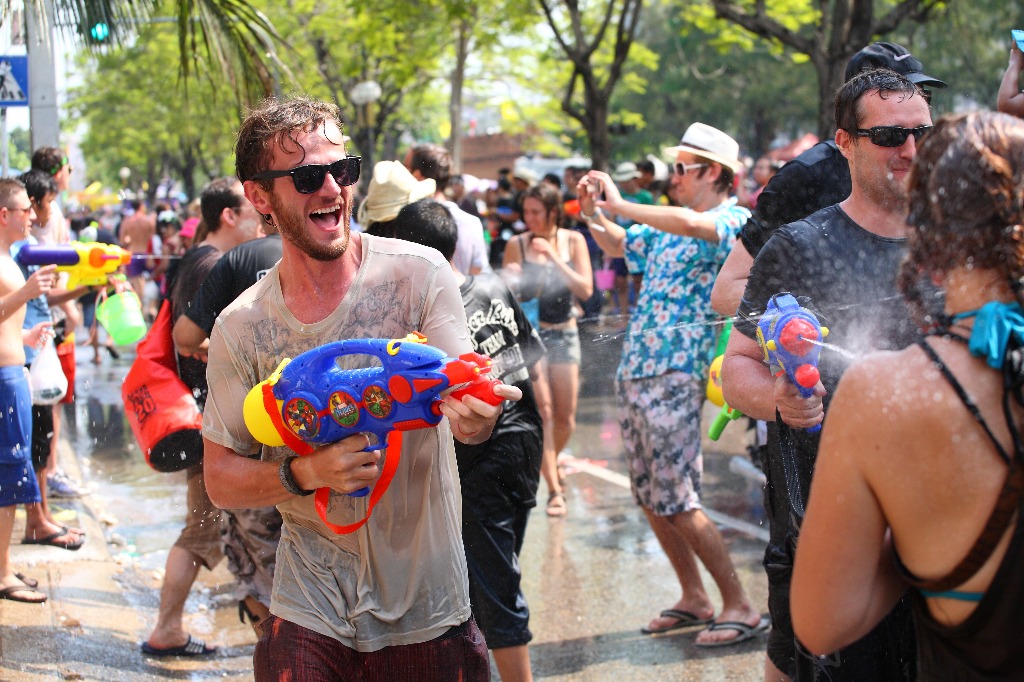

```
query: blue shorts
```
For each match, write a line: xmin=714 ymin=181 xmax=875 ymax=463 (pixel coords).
xmin=0 ymin=365 xmax=42 ymax=507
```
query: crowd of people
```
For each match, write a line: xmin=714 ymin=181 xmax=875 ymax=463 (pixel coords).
xmin=1 ymin=34 xmax=1024 ymax=682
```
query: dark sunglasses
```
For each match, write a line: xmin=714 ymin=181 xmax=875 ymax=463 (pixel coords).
xmin=252 ymin=156 xmax=361 ymax=194
xmin=854 ymin=125 xmax=933 ymax=148
xmin=674 ymin=162 xmax=708 ymax=176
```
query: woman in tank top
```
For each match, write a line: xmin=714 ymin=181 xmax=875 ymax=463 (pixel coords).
xmin=791 ymin=111 xmax=1024 ymax=679
xmin=502 ymin=183 xmax=592 ymax=516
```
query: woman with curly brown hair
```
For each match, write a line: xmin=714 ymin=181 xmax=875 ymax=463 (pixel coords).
xmin=792 ymin=110 xmax=1024 ymax=678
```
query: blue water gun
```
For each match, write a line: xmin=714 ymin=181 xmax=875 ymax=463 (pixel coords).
xmin=755 ymin=293 xmax=829 ymax=432
xmin=243 ymin=332 xmax=503 ymax=499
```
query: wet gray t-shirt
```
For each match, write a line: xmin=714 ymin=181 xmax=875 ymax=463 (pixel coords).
xmin=203 ymin=234 xmax=472 ymax=651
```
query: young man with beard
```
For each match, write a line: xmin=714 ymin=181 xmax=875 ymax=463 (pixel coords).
xmin=202 ymin=96 xmax=519 ymax=680
xmin=722 ymin=69 xmax=937 ymax=681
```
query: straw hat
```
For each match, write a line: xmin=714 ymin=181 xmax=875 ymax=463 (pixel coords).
xmin=663 ymin=123 xmax=743 ymax=174
xmin=357 ymin=161 xmax=436 ymax=227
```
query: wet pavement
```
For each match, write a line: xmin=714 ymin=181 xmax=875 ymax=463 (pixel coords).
xmin=2 ymin=317 xmax=771 ymax=681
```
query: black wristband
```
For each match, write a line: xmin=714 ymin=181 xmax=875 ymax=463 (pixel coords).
xmin=279 ymin=456 xmax=314 ymax=496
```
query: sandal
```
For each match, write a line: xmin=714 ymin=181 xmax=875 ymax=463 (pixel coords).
xmin=546 ymin=491 xmax=568 ymax=517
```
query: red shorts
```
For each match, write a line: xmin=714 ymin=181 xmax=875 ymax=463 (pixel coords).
xmin=254 ymin=615 xmax=490 ymax=682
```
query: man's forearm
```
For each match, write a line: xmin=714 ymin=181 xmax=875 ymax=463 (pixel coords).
xmin=174 ymin=315 xmax=209 ymax=358
xmin=586 ymin=211 xmax=626 ymax=257
xmin=722 ymin=341 xmax=779 ymax=422
xmin=710 ymin=244 xmax=753 ymax=316
xmin=604 ymin=201 xmax=719 ymax=242
xmin=204 ymin=438 xmax=295 ymax=509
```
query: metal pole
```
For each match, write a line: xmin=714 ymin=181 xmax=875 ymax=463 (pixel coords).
xmin=25 ymin=1 xmax=60 ymax=149
xmin=1 ymin=108 xmax=8 ymax=177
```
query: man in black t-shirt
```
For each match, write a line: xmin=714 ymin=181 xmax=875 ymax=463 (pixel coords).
xmin=173 ymin=232 xmax=282 ymax=359
xmin=710 ymin=42 xmax=946 ymax=316
xmin=391 ymin=198 xmax=546 ymax=682
xmin=144 ymin=177 xmax=264 ymax=657
xmin=723 ymin=70 xmax=938 ymax=681
xmin=172 ymin=221 xmax=284 ymax=635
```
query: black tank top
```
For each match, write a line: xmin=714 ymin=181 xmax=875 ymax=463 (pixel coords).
xmin=518 ymin=232 xmax=574 ymax=324
xmin=898 ymin=338 xmax=1024 ymax=679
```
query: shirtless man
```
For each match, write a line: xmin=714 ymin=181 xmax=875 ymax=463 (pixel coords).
xmin=119 ymin=200 xmax=156 ymax=301
xmin=0 ymin=177 xmax=58 ymax=603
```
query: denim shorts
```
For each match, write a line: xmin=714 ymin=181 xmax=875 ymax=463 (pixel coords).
xmin=538 ymin=326 xmax=581 ymax=365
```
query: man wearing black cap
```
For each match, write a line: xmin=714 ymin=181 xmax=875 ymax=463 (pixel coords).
xmin=723 ymin=69 xmax=939 ymax=681
xmin=710 ymin=41 xmax=946 ymax=315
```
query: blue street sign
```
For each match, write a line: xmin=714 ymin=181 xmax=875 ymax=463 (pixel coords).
xmin=0 ymin=56 xmax=29 ymax=107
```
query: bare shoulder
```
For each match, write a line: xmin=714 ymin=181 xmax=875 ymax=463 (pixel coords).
xmin=830 ymin=345 xmax=935 ymax=421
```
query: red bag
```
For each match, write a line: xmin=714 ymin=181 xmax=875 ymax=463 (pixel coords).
xmin=122 ymin=299 xmax=204 ymax=472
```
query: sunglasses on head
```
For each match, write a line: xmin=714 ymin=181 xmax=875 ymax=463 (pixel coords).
xmin=854 ymin=125 xmax=933 ymax=148
xmin=674 ymin=162 xmax=708 ymax=176
xmin=50 ymin=157 xmax=70 ymax=175
xmin=252 ymin=156 xmax=361 ymax=194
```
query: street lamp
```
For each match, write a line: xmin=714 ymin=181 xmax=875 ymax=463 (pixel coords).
xmin=118 ymin=166 xmax=132 ymax=200
xmin=349 ymin=80 xmax=382 ymax=186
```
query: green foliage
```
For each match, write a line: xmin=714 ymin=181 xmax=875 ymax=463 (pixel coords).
xmin=7 ymin=128 xmax=32 ymax=173
xmin=608 ymin=1 xmax=817 ymax=163
xmin=51 ymin=0 xmax=284 ymax=104
xmin=67 ymin=21 xmax=241 ymax=196
xmin=885 ymin=1 xmax=1024 ymax=118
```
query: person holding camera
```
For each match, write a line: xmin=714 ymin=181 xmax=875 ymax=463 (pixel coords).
xmin=578 ymin=122 xmax=764 ymax=646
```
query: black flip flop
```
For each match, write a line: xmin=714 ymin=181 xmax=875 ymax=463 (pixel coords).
xmin=21 ymin=528 xmax=85 ymax=551
xmin=641 ymin=609 xmax=714 ymax=635
xmin=694 ymin=615 xmax=771 ymax=647
xmin=141 ymin=635 xmax=217 ymax=657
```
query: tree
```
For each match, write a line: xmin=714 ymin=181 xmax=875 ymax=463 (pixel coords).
xmin=702 ymin=0 xmax=946 ymax=136
xmin=41 ymin=0 xmax=285 ymax=103
xmin=437 ymin=0 xmax=539 ymax=171
xmin=538 ymin=0 xmax=647 ymax=170
xmin=609 ymin=1 xmax=818 ymax=163
xmin=256 ymin=0 xmax=451 ymax=179
xmin=67 ymin=23 xmax=241 ymax=202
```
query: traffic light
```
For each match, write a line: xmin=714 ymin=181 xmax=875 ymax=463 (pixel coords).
xmin=89 ymin=22 xmax=110 ymax=43
xmin=83 ymin=20 xmax=111 ymax=45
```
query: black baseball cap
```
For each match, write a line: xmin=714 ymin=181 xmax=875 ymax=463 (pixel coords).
xmin=845 ymin=42 xmax=947 ymax=88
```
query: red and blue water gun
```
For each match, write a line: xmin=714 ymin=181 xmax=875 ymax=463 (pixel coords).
xmin=243 ymin=333 xmax=502 ymax=531
xmin=755 ymin=293 xmax=829 ymax=432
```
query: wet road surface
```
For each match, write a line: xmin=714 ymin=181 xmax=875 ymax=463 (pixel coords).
xmin=3 ymin=317 xmax=771 ymax=681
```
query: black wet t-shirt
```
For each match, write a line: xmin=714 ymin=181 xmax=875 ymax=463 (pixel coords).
xmin=739 ymin=141 xmax=852 ymax=258
xmin=185 ymin=235 xmax=283 ymax=335
xmin=736 ymin=204 xmax=941 ymax=681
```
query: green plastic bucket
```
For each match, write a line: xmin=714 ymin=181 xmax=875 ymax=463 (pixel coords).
xmin=96 ymin=291 xmax=148 ymax=345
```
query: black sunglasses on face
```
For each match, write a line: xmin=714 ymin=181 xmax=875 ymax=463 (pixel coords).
xmin=854 ymin=126 xmax=933 ymax=148
xmin=252 ymin=156 xmax=361 ymax=194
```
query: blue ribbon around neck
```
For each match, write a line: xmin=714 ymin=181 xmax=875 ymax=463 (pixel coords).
xmin=952 ymin=302 xmax=1024 ymax=369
